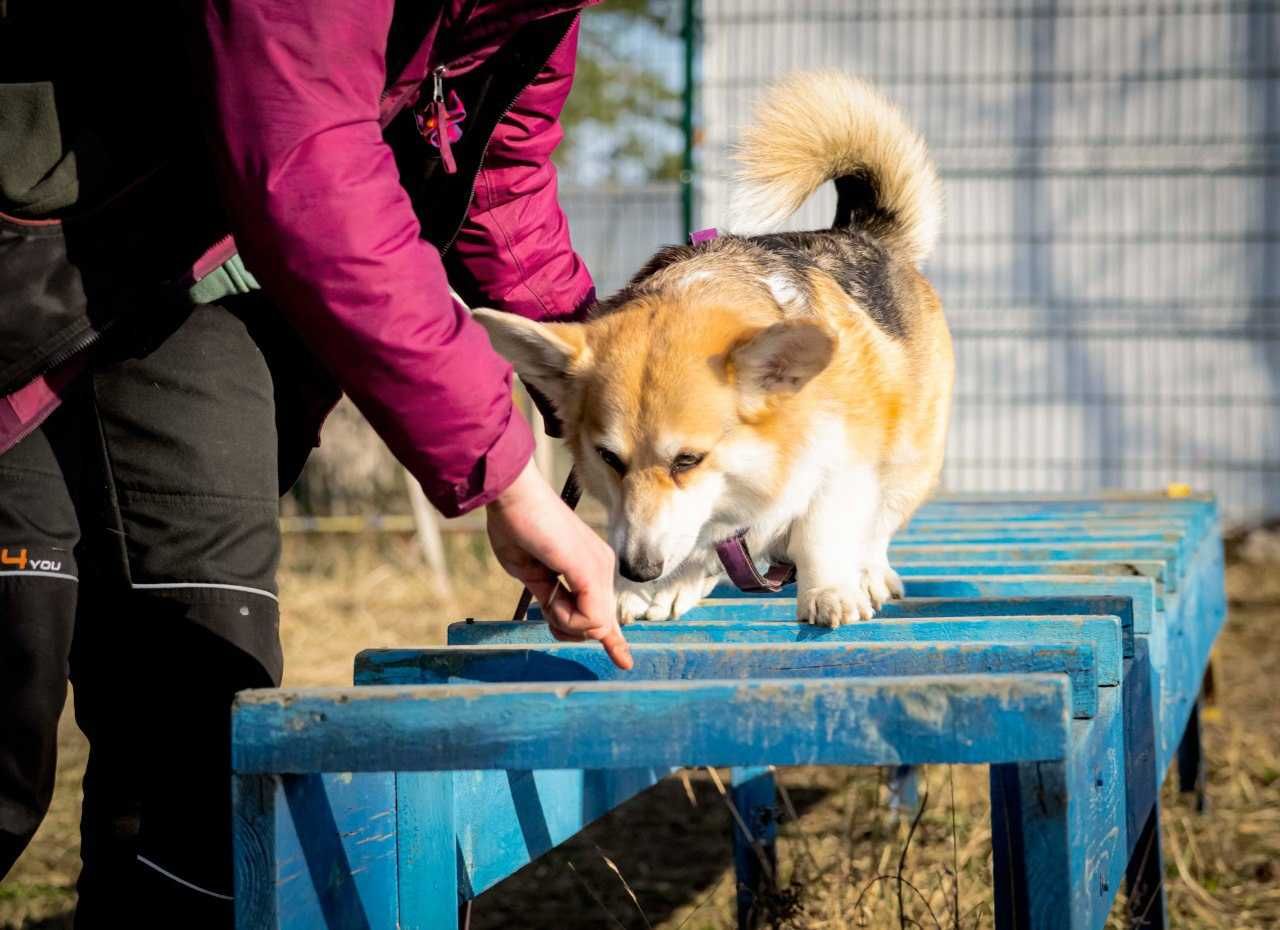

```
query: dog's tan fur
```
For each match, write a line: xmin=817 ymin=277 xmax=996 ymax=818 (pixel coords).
xmin=476 ymin=71 xmax=953 ymax=625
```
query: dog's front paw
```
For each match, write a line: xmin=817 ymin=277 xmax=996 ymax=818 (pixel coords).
xmin=861 ymin=560 xmax=904 ymax=610
xmin=616 ymin=572 xmax=716 ymax=624
xmin=616 ymin=588 xmax=650 ymax=625
xmin=797 ymin=583 xmax=875 ymax=627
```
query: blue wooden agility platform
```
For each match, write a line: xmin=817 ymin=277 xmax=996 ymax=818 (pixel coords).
xmin=231 ymin=492 xmax=1225 ymax=930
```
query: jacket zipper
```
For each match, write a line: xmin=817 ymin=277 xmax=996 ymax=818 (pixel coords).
xmin=439 ymin=15 xmax=578 ymax=254
xmin=5 ymin=323 xmax=108 ymax=420
xmin=423 ymin=65 xmax=459 ymax=174
xmin=38 ymin=326 xmax=107 ymax=374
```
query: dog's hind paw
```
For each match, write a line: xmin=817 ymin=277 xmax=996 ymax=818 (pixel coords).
xmin=798 ymin=583 xmax=876 ymax=627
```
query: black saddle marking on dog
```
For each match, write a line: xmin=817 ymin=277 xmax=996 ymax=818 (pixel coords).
xmin=748 ymin=230 xmax=907 ymax=339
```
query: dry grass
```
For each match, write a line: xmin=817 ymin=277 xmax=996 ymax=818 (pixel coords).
xmin=2 ymin=533 xmax=1278 ymax=930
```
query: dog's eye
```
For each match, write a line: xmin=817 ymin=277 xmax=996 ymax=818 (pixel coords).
xmin=671 ymin=452 xmax=705 ymax=475
xmin=596 ymin=446 xmax=627 ymax=475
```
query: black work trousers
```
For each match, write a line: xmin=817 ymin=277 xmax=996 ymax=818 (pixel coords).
xmin=0 ymin=296 xmax=286 ymax=928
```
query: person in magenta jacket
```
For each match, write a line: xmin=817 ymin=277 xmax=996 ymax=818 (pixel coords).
xmin=0 ymin=1 xmax=627 ymax=923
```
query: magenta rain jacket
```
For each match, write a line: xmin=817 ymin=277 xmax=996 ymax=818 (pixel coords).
xmin=203 ymin=0 xmax=598 ymax=516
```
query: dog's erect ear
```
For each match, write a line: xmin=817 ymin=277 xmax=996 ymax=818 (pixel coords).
xmin=472 ymin=308 xmax=590 ymax=408
xmin=730 ymin=321 xmax=835 ymax=398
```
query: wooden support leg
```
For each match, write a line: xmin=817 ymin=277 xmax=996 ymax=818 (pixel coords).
xmin=990 ymin=688 xmax=1126 ymax=930
xmin=886 ymin=764 xmax=920 ymax=815
xmin=233 ymin=774 xmax=279 ymax=930
xmin=396 ymin=772 xmax=460 ymax=930
xmin=1124 ymin=801 xmax=1168 ymax=930
xmin=233 ymin=772 xmax=401 ymax=930
xmin=729 ymin=766 xmax=778 ymax=930
xmin=1176 ymin=694 xmax=1207 ymax=813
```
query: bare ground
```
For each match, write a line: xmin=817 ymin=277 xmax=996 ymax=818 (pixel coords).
xmin=3 ymin=533 xmax=1277 ymax=930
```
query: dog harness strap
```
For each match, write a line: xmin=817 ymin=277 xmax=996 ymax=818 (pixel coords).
xmin=715 ymin=531 xmax=797 ymax=594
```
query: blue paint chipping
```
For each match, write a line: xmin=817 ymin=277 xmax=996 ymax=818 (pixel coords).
xmin=232 ymin=493 xmax=1225 ymax=930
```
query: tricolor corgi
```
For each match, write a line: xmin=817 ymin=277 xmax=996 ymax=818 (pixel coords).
xmin=475 ymin=71 xmax=953 ymax=626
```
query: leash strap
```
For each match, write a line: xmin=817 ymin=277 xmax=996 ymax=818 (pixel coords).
xmin=714 ymin=531 xmax=797 ymax=593
xmin=512 ymin=468 xmax=582 ymax=621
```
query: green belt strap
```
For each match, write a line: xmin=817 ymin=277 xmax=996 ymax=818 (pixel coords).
xmin=187 ymin=251 xmax=261 ymax=304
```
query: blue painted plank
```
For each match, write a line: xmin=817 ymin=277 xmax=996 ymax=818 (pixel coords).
xmin=357 ymin=641 xmax=1100 ymax=718
xmin=889 ymin=543 xmax=1181 ymax=591
xmin=902 ymin=518 xmax=1193 ymax=533
xmin=990 ymin=684 xmax=1127 ymax=930
xmin=396 ymin=772 xmax=458 ymax=930
xmin=446 ymin=616 xmax=1124 ymax=687
xmin=914 ymin=499 xmax=1215 ymax=536
xmin=898 ymin=529 xmax=1182 ymax=546
xmin=232 ymin=675 xmax=1074 ymax=774
xmin=233 ymin=772 xmax=400 ymax=930
xmin=709 ymin=563 xmax=1169 ymax=599
xmin=450 ymin=766 xmax=667 ymax=899
xmin=1152 ymin=530 xmax=1226 ymax=773
xmin=894 ymin=561 xmax=1167 ymax=584
xmin=233 ymin=775 xmax=278 ymax=930
xmin=569 ymin=596 xmax=1137 ymax=658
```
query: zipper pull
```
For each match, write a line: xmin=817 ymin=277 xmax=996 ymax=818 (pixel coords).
xmin=432 ymin=66 xmax=446 ymax=105
xmin=430 ymin=66 xmax=457 ymax=174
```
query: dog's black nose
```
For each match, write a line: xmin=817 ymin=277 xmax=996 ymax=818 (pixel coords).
xmin=619 ymin=556 xmax=663 ymax=583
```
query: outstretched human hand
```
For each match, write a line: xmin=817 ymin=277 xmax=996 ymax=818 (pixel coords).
xmin=486 ymin=460 xmax=632 ymax=670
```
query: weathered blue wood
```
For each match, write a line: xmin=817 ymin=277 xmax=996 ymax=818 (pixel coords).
xmin=233 ymin=775 xmax=278 ymax=930
xmin=914 ymin=499 xmax=1215 ymax=544
xmin=450 ymin=767 xmax=667 ymax=900
xmin=729 ymin=766 xmax=777 ymax=930
xmin=1152 ymin=529 xmax=1226 ymax=774
xmin=233 ymin=676 xmax=1074 ymax=775
xmin=990 ymin=684 xmax=1127 ymax=930
xmin=396 ymin=772 xmax=458 ymax=930
xmin=899 ymin=529 xmax=1183 ymax=546
xmin=894 ymin=560 xmax=1168 ymax=585
xmin=918 ymin=494 xmax=1214 ymax=519
xmin=231 ymin=492 xmax=1226 ymax=930
xmin=358 ymin=642 xmax=1101 ymax=718
xmin=889 ymin=543 xmax=1182 ymax=591
xmin=588 ymin=596 xmax=1136 ymax=659
xmin=1122 ymin=643 xmax=1160 ymax=855
xmin=903 ymin=518 xmax=1193 ymax=533
xmin=893 ymin=578 xmax=1157 ymax=632
xmin=446 ymin=616 xmax=1124 ymax=688
xmin=233 ymin=772 xmax=399 ymax=930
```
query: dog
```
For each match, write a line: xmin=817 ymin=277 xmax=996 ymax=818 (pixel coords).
xmin=475 ymin=70 xmax=953 ymax=626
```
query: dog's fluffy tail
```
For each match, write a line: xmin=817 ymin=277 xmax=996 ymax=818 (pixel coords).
xmin=728 ymin=71 xmax=941 ymax=263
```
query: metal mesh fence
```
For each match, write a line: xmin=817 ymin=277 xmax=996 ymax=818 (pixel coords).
xmin=695 ymin=0 xmax=1280 ymax=522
